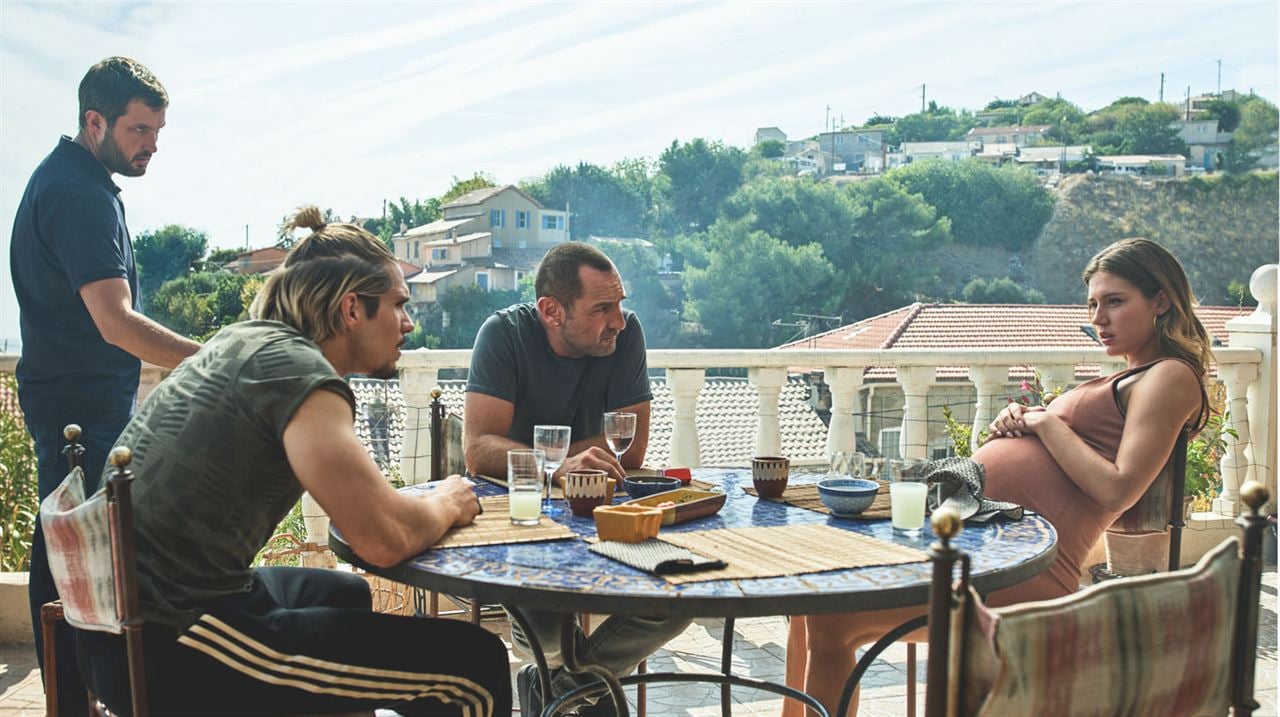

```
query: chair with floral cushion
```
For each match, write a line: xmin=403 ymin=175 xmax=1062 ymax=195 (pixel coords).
xmin=40 ymin=427 xmax=148 ymax=717
xmin=919 ymin=480 xmax=1269 ymax=717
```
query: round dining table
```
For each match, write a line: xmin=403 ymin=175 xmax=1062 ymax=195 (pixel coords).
xmin=330 ymin=468 xmax=1058 ymax=717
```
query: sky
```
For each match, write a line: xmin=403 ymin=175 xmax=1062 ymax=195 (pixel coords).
xmin=1 ymin=1 xmax=1277 ymax=343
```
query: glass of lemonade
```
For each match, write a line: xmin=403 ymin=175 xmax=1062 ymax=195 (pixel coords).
xmin=888 ymin=458 xmax=928 ymax=536
xmin=508 ymin=449 xmax=545 ymax=526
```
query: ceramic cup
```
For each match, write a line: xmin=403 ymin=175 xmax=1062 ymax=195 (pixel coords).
xmin=562 ymin=469 xmax=615 ymax=517
xmin=751 ymin=456 xmax=790 ymax=499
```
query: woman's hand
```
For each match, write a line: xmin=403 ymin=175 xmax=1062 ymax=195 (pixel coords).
xmin=988 ymin=403 xmax=1047 ymax=439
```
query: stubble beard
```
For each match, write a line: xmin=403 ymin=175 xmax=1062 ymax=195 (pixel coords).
xmin=98 ymin=130 xmax=148 ymax=177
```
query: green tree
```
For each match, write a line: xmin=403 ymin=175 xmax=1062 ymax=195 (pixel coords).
xmin=386 ymin=196 xmax=442 ymax=232
xmin=1087 ymin=101 xmax=1187 ymax=156
xmin=839 ymin=177 xmax=953 ymax=317
xmin=755 ymin=140 xmax=786 ymax=158
xmin=134 ymin=224 xmax=208 ymax=310
xmin=1021 ymin=98 xmax=1087 ymax=144
xmin=890 ymin=160 xmax=1052 ymax=250
xmin=654 ymin=138 xmax=747 ymax=233
xmin=720 ymin=178 xmax=858 ymax=262
xmin=440 ymin=173 xmax=497 ymax=206
xmin=683 ymin=220 xmax=837 ymax=347
xmin=886 ymin=102 xmax=975 ymax=144
xmin=521 ymin=162 xmax=649 ymax=240
xmin=1223 ymin=97 xmax=1280 ymax=173
xmin=1202 ymin=99 xmax=1242 ymax=132
xmin=435 ymin=284 xmax=522 ymax=348
xmin=148 ymin=271 xmax=256 ymax=340
xmin=962 ymin=277 xmax=1046 ymax=304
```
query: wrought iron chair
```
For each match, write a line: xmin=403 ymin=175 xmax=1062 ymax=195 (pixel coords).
xmin=914 ymin=480 xmax=1268 ymax=717
xmin=40 ymin=426 xmax=148 ymax=717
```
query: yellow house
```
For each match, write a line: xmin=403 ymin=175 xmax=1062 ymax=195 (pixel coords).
xmin=440 ymin=185 xmax=569 ymax=250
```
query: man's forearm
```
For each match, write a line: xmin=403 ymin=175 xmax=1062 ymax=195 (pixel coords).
xmin=466 ymin=433 xmax=530 ymax=478
xmin=102 ymin=308 xmax=201 ymax=369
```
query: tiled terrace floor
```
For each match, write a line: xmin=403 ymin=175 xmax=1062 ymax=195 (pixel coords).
xmin=3 ymin=569 xmax=1276 ymax=716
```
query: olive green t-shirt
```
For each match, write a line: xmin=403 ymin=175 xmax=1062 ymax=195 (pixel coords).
xmin=103 ymin=320 xmax=355 ymax=628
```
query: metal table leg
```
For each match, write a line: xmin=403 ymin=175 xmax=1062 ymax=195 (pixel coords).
xmin=835 ymin=614 xmax=928 ymax=717
xmin=720 ymin=617 xmax=735 ymax=717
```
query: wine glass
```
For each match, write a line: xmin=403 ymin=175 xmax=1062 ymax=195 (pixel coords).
xmin=533 ymin=425 xmax=571 ymax=510
xmin=602 ymin=412 xmax=636 ymax=472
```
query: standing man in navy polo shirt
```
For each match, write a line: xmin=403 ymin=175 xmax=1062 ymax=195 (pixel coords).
xmin=10 ymin=56 xmax=200 ymax=714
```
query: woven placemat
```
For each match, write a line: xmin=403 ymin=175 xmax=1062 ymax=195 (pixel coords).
xmin=431 ymin=496 xmax=576 ymax=549
xmin=472 ymin=471 xmax=712 ymax=497
xmin=744 ymin=481 xmax=891 ymax=519
xmin=654 ymin=524 xmax=926 ymax=584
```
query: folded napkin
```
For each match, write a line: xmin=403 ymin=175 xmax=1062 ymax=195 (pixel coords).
xmin=589 ymin=539 xmax=727 ymax=575
xmin=925 ymin=457 xmax=1024 ymax=523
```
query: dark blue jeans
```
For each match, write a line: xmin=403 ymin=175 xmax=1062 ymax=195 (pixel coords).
xmin=25 ymin=403 xmax=132 ymax=717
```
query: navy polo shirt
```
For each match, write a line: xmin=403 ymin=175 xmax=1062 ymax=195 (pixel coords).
xmin=10 ymin=137 xmax=141 ymax=422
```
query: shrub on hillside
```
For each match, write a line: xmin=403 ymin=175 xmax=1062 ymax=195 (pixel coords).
xmin=890 ymin=160 xmax=1053 ymax=251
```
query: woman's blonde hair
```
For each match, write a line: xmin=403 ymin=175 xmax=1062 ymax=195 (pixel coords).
xmin=249 ymin=206 xmax=398 ymax=344
xmin=1082 ymin=238 xmax=1213 ymax=421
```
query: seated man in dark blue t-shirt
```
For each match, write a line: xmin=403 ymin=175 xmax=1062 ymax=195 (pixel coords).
xmin=465 ymin=241 xmax=690 ymax=715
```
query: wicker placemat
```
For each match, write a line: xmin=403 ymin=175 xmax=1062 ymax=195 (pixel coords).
xmin=744 ymin=481 xmax=892 ymax=519
xmin=473 ymin=470 xmax=711 ymax=497
xmin=431 ymin=496 xmax=576 ymax=549
xmin=654 ymin=524 xmax=926 ymax=584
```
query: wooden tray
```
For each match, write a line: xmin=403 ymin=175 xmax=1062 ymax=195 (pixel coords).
xmin=622 ymin=488 xmax=726 ymax=526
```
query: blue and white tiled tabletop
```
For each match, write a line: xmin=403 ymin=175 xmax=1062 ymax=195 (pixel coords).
xmin=330 ymin=469 xmax=1057 ymax=618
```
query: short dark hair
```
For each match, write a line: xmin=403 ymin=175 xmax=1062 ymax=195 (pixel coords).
xmin=535 ymin=242 xmax=616 ymax=309
xmin=78 ymin=57 xmax=168 ymax=130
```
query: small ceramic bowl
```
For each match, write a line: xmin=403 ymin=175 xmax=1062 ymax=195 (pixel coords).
xmin=624 ymin=475 xmax=682 ymax=499
xmin=817 ymin=478 xmax=879 ymax=516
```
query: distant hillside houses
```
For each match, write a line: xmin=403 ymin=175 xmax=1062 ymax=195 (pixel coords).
xmin=754 ymin=88 xmax=1272 ymax=178
xmin=390 ymin=185 xmax=570 ymax=305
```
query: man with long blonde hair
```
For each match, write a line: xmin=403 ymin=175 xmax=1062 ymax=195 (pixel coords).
xmin=75 ymin=207 xmax=510 ymax=716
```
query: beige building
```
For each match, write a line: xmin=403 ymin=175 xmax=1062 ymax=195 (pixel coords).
xmin=390 ymin=185 xmax=567 ymax=306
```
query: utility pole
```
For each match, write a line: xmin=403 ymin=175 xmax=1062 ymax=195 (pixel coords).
xmin=1185 ymin=86 xmax=1192 ymax=121
xmin=825 ymin=104 xmax=831 ymax=135
xmin=1159 ymin=72 xmax=1165 ymax=103
xmin=1217 ymin=59 xmax=1222 ymax=95
xmin=244 ymin=224 xmax=249 ymax=250
xmin=921 ymin=84 xmax=926 ymax=113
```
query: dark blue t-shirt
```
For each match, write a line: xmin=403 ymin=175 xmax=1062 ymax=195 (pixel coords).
xmin=466 ymin=303 xmax=652 ymax=446
xmin=10 ymin=137 xmax=141 ymax=422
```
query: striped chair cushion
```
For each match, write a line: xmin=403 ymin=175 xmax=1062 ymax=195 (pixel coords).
xmin=40 ymin=467 xmax=122 ymax=634
xmin=964 ymin=537 xmax=1240 ymax=717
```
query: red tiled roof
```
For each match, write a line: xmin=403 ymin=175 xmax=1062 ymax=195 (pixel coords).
xmin=395 ymin=260 xmax=422 ymax=279
xmin=780 ymin=303 xmax=1252 ymax=381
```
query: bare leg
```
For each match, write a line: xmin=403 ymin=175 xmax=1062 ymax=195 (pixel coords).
xmin=802 ymin=607 xmax=927 ymax=717
xmin=781 ymin=616 xmax=809 ymax=717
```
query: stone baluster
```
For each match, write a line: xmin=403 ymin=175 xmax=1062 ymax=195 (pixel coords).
xmin=666 ymin=369 xmax=705 ymax=468
xmin=748 ymin=367 xmax=787 ymax=457
xmin=1038 ymin=364 xmax=1076 ymax=399
xmin=968 ymin=365 xmax=1007 ymax=453
xmin=399 ymin=365 xmax=439 ymax=486
xmin=897 ymin=366 xmax=934 ymax=461
xmin=823 ymin=366 xmax=865 ymax=457
xmin=1213 ymin=361 xmax=1257 ymax=515
xmin=1228 ymin=264 xmax=1277 ymax=511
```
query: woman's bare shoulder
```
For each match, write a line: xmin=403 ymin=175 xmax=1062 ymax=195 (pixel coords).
xmin=1129 ymin=358 xmax=1202 ymax=418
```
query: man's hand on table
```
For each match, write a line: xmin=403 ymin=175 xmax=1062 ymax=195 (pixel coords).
xmin=555 ymin=446 xmax=626 ymax=484
xmin=425 ymin=474 xmax=483 ymax=527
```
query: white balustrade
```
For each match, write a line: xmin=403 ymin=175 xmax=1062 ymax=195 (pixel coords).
xmin=667 ymin=368 xmax=705 ymax=467
xmin=1214 ymin=362 xmax=1258 ymax=515
xmin=747 ymin=367 xmax=787 ymax=457
xmin=968 ymin=364 xmax=1007 ymax=453
xmin=897 ymin=366 xmax=934 ymax=461
xmin=398 ymin=364 xmax=439 ymax=487
xmin=823 ymin=366 xmax=865 ymax=457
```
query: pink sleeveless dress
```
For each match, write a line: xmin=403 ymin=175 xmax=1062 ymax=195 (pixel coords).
xmin=972 ymin=358 xmax=1203 ymax=605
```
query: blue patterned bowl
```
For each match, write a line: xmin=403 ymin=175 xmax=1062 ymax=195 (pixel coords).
xmin=817 ymin=478 xmax=879 ymax=516
xmin=623 ymin=475 xmax=683 ymax=499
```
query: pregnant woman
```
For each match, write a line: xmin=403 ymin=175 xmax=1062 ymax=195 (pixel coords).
xmin=784 ymin=237 xmax=1213 ymax=716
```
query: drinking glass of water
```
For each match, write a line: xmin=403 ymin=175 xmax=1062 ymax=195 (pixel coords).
xmin=533 ymin=425 xmax=571 ymax=510
xmin=507 ymin=449 xmax=545 ymax=526
xmin=828 ymin=451 xmax=865 ymax=480
xmin=888 ymin=458 xmax=928 ymax=536
xmin=602 ymin=412 xmax=636 ymax=467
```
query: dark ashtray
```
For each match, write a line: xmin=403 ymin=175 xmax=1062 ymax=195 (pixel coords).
xmin=623 ymin=475 xmax=683 ymax=499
